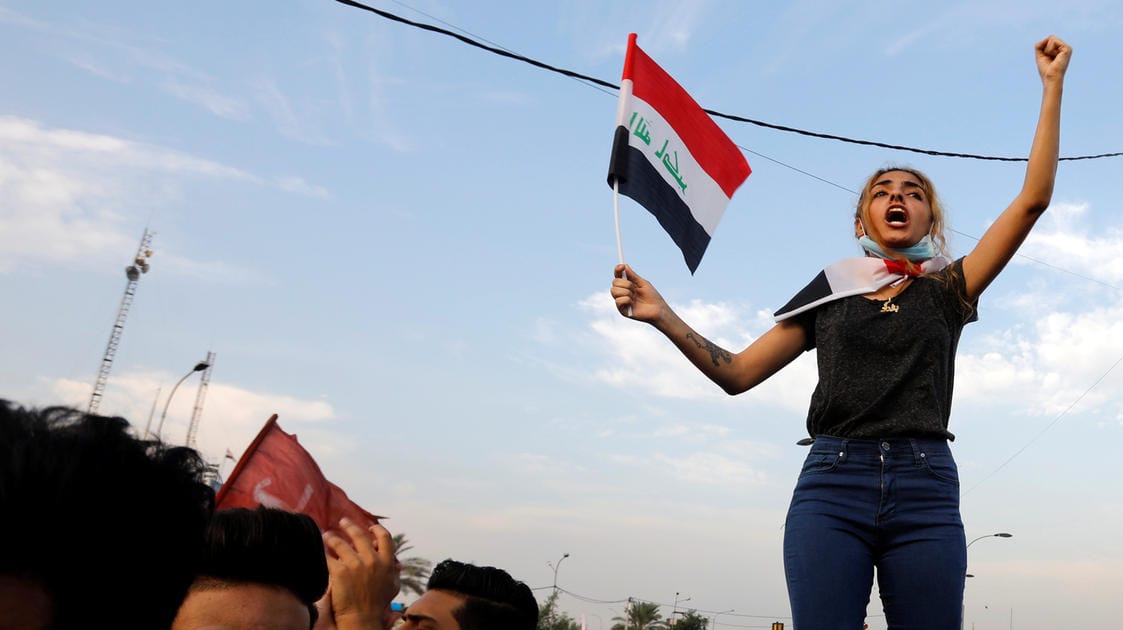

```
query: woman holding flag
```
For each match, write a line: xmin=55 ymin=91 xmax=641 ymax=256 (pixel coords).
xmin=610 ymin=36 xmax=1071 ymax=629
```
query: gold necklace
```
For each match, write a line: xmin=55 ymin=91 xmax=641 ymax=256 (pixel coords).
xmin=880 ymin=296 xmax=900 ymax=313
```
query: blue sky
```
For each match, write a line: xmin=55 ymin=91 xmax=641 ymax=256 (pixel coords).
xmin=3 ymin=1 xmax=1122 ymax=628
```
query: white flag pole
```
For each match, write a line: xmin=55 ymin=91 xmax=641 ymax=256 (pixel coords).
xmin=613 ymin=179 xmax=625 ymax=268
xmin=612 ymin=178 xmax=633 ymax=317
xmin=611 ymin=35 xmax=636 ymax=315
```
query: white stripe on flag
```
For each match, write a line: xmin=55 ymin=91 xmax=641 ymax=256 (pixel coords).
xmin=620 ymin=80 xmax=733 ymax=237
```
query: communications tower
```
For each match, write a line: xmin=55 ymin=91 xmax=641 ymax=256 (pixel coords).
xmin=185 ymin=351 xmax=216 ymax=449
xmin=88 ymin=228 xmax=155 ymax=414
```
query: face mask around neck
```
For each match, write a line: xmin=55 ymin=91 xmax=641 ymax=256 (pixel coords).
xmin=858 ymin=234 xmax=936 ymax=262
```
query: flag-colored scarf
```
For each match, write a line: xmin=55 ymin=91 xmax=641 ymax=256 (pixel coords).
xmin=773 ymin=240 xmax=950 ymax=322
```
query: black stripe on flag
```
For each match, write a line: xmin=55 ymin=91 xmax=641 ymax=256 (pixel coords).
xmin=608 ymin=128 xmax=711 ymax=274
xmin=774 ymin=270 xmax=831 ymax=318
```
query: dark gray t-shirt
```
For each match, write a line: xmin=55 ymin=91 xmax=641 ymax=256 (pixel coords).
xmin=794 ymin=258 xmax=978 ymax=440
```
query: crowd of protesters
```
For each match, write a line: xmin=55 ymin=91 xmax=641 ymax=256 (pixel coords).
xmin=0 ymin=400 xmax=538 ymax=630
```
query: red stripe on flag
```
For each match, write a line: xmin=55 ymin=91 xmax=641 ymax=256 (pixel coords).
xmin=621 ymin=34 xmax=750 ymax=198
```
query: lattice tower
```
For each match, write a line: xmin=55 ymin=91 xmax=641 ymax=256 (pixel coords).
xmin=88 ymin=229 xmax=155 ymax=414
xmin=185 ymin=351 xmax=216 ymax=449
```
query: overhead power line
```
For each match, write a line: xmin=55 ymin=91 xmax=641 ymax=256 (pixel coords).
xmin=332 ymin=0 xmax=1122 ymax=163
xmin=964 ymin=351 xmax=1123 ymax=495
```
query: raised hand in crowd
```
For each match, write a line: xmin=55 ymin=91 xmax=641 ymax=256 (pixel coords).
xmin=316 ymin=518 xmax=402 ymax=630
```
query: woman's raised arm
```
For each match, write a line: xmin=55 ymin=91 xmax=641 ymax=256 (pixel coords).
xmin=962 ymin=35 xmax=1072 ymax=300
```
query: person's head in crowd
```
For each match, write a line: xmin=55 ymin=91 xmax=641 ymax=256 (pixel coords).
xmin=0 ymin=400 xmax=215 ymax=630
xmin=400 ymin=559 xmax=537 ymax=630
xmin=172 ymin=506 xmax=329 ymax=630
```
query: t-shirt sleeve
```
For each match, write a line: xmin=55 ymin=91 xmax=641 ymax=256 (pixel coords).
xmin=790 ymin=309 xmax=817 ymax=351
xmin=939 ymin=257 xmax=979 ymax=325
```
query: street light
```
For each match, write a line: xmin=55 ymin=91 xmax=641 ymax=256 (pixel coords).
xmin=153 ymin=360 xmax=210 ymax=441
xmin=671 ymin=592 xmax=691 ymax=625
xmin=962 ymin=532 xmax=1013 ymax=630
xmin=547 ymin=552 xmax=570 ymax=593
xmin=967 ymin=532 xmax=1012 ymax=550
xmin=711 ymin=608 xmax=734 ymax=629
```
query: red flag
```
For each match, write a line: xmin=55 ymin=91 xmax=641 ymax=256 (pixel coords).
xmin=216 ymin=415 xmax=382 ymax=533
xmin=607 ymin=33 xmax=750 ymax=273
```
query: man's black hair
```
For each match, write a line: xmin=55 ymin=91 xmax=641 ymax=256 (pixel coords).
xmin=194 ymin=506 xmax=329 ymax=625
xmin=426 ymin=559 xmax=538 ymax=630
xmin=0 ymin=400 xmax=215 ymax=629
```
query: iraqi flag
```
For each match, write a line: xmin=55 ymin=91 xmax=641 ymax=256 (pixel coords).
xmin=216 ymin=414 xmax=383 ymax=535
xmin=607 ymin=33 xmax=750 ymax=273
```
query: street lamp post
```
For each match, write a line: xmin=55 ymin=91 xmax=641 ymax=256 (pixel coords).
xmin=153 ymin=360 xmax=210 ymax=441
xmin=962 ymin=532 xmax=1013 ymax=630
xmin=967 ymin=532 xmax=1013 ymax=551
xmin=671 ymin=592 xmax=691 ymax=626
xmin=543 ymin=552 xmax=570 ymax=628
xmin=711 ymin=608 xmax=734 ymax=629
xmin=547 ymin=552 xmax=570 ymax=594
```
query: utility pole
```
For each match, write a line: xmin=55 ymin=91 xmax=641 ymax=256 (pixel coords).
xmin=185 ymin=351 xmax=216 ymax=449
xmin=88 ymin=228 xmax=154 ymax=414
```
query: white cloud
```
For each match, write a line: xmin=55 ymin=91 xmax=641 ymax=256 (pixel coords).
xmin=578 ymin=292 xmax=816 ymax=413
xmin=652 ymin=424 xmax=690 ymax=437
xmin=161 ymin=78 xmax=251 ymax=121
xmin=652 ymin=422 xmax=730 ymax=439
xmin=62 ymin=52 xmax=131 ymax=83
xmin=508 ymin=452 xmax=590 ymax=476
xmin=611 ymin=438 xmax=775 ymax=487
xmin=0 ymin=6 xmax=42 ymax=29
xmin=957 ymin=313 xmax=1123 ymax=416
xmin=567 ymin=0 xmax=707 ymax=61
xmin=253 ymin=78 xmax=333 ymax=146
xmin=582 ymin=293 xmax=745 ymax=400
xmin=160 ymin=252 xmax=274 ymax=286
xmin=0 ymin=116 xmax=328 ymax=272
xmin=1018 ymin=201 xmax=1123 ymax=285
xmin=0 ymin=115 xmax=255 ymax=178
xmin=884 ymin=1 xmax=1117 ymax=57
xmin=364 ymin=50 xmax=413 ymax=153
xmin=325 ymin=31 xmax=355 ymax=124
xmin=50 ymin=370 xmax=336 ymax=466
xmin=956 ymin=203 xmax=1123 ymax=420
xmin=0 ymin=5 xmax=210 ymax=82
xmin=640 ymin=1 xmax=705 ymax=53
xmin=273 ymin=175 xmax=331 ymax=199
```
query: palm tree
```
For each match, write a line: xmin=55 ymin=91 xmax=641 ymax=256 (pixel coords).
xmin=392 ymin=532 xmax=432 ymax=597
xmin=669 ymin=610 xmax=708 ymax=630
xmin=611 ymin=601 xmax=667 ymax=630
xmin=538 ymin=590 xmax=581 ymax=630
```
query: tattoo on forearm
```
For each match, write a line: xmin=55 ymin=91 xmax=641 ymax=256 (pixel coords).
xmin=685 ymin=332 xmax=732 ymax=367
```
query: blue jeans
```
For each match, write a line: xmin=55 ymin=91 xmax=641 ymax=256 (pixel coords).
xmin=783 ymin=436 xmax=966 ymax=630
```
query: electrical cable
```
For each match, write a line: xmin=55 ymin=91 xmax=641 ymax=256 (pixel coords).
xmin=332 ymin=0 xmax=1122 ymax=162
xmin=964 ymin=351 xmax=1123 ymax=495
